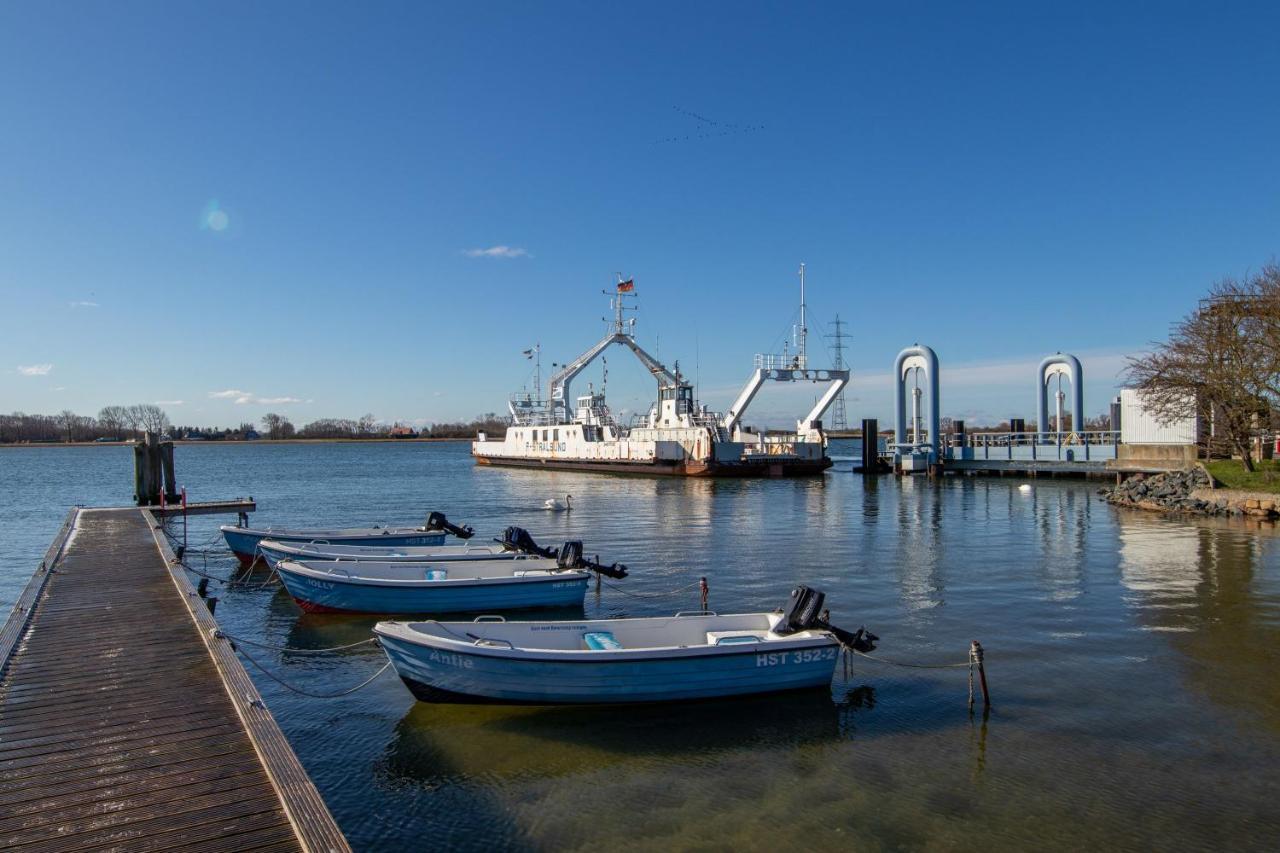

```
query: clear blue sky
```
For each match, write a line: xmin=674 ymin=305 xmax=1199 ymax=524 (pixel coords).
xmin=2 ymin=1 xmax=1277 ymax=429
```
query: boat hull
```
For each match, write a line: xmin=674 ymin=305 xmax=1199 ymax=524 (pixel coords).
xmin=223 ymin=528 xmax=449 ymax=567
xmin=376 ymin=632 xmax=840 ymax=704
xmin=276 ymin=565 xmax=589 ymax=615
xmin=473 ymin=454 xmax=832 ymax=478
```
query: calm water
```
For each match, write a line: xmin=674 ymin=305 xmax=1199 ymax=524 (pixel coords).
xmin=2 ymin=441 xmax=1278 ymax=851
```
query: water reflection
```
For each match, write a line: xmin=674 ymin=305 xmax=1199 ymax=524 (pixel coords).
xmin=1119 ymin=514 xmax=1280 ymax=732
xmin=893 ymin=477 xmax=944 ymax=612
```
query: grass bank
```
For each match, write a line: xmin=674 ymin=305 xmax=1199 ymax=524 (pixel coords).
xmin=1205 ymin=459 xmax=1280 ymax=493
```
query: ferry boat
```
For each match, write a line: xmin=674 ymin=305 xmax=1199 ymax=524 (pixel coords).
xmin=472 ymin=271 xmax=849 ymax=477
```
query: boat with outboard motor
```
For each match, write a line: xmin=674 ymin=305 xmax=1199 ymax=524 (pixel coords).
xmin=257 ymin=526 xmax=563 ymax=570
xmin=277 ymin=540 xmax=629 ymax=614
xmin=374 ymin=585 xmax=877 ymax=704
xmin=220 ymin=511 xmax=474 ymax=567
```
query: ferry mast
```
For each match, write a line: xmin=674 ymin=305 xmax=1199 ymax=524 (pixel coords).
xmin=546 ymin=279 xmax=680 ymax=423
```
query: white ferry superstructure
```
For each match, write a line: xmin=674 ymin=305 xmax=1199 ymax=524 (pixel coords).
xmin=472 ymin=273 xmax=848 ymax=477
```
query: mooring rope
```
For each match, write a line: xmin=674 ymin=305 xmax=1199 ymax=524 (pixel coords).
xmin=847 ymin=649 xmax=972 ymax=669
xmin=233 ymin=644 xmax=393 ymax=698
xmin=598 ymin=578 xmax=704 ymax=599
xmin=213 ymin=629 xmax=379 ymax=655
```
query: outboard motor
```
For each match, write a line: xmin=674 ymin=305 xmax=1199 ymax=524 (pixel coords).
xmin=498 ymin=526 xmax=557 ymax=558
xmin=424 ymin=512 xmax=475 ymax=540
xmin=556 ymin=540 xmax=628 ymax=579
xmin=773 ymin=585 xmax=827 ymax=635
xmin=773 ymin=585 xmax=878 ymax=652
xmin=557 ymin=541 xmax=584 ymax=568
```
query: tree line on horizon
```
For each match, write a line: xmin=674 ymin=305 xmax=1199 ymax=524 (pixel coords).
xmin=0 ymin=406 xmax=510 ymax=444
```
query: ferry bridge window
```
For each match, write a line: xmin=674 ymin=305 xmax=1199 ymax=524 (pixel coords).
xmin=553 ymin=429 xmax=559 ymax=440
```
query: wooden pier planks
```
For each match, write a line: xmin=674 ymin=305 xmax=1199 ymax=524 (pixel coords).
xmin=0 ymin=508 xmax=348 ymax=852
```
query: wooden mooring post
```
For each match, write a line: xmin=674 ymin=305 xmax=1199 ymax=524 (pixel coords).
xmin=133 ymin=431 xmax=177 ymax=506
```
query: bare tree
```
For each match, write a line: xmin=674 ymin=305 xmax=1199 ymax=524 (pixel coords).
xmin=129 ymin=404 xmax=170 ymax=435
xmin=57 ymin=410 xmax=82 ymax=442
xmin=261 ymin=412 xmax=295 ymax=440
xmin=1126 ymin=266 xmax=1280 ymax=471
xmin=97 ymin=405 xmax=128 ymax=439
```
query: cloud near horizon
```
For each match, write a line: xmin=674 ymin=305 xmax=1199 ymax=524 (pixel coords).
xmin=69 ymin=301 xmax=99 ymax=308
xmin=17 ymin=364 xmax=53 ymax=376
xmin=208 ymin=389 xmax=305 ymax=406
xmin=463 ymin=245 xmax=531 ymax=259
xmin=155 ymin=400 xmax=184 ymax=406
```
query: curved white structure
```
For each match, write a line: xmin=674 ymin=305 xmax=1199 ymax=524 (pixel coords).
xmin=1037 ymin=353 xmax=1084 ymax=436
xmin=894 ymin=345 xmax=940 ymax=465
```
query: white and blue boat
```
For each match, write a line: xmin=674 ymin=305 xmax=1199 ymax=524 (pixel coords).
xmin=220 ymin=512 xmax=474 ymax=567
xmin=374 ymin=587 xmax=878 ymax=705
xmin=258 ymin=540 xmax=516 ymax=570
xmin=275 ymin=557 xmax=592 ymax=614
xmin=256 ymin=526 xmax=564 ymax=570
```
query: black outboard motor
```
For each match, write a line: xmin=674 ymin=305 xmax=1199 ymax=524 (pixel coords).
xmin=773 ymin=585 xmax=827 ymax=635
xmin=498 ymin=526 xmax=557 ymax=558
xmin=773 ymin=585 xmax=878 ymax=652
xmin=556 ymin=540 xmax=628 ymax=579
xmin=424 ymin=512 xmax=475 ymax=540
xmin=557 ymin=541 xmax=584 ymax=568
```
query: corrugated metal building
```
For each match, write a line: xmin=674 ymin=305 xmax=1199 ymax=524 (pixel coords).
xmin=1119 ymin=389 xmax=1198 ymax=445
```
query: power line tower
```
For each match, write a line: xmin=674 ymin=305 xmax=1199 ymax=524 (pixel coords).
xmin=826 ymin=315 xmax=850 ymax=431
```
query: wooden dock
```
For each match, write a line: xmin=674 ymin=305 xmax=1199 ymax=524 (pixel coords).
xmin=0 ymin=506 xmax=349 ymax=852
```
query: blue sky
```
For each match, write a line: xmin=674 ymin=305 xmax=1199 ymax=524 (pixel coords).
xmin=2 ymin=1 xmax=1278 ymax=429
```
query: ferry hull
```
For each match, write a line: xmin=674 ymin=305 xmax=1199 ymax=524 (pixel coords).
xmin=473 ymin=454 xmax=832 ymax=478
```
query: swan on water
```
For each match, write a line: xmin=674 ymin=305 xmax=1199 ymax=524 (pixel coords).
xmin=1018 ymin=484 xmax=1032 ymax=493
xmin=544 ymin=495 xmax=572 ymax=512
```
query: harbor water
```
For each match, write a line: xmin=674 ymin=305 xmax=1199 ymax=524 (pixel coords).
xmin=2 ymin=441 xmax=1278 ymax=851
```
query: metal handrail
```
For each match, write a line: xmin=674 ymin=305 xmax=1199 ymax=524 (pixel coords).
xmin=675 ymin=610 xmax=717 ymax=617
xmin=472 ymin=614 xmax=507 ymax=623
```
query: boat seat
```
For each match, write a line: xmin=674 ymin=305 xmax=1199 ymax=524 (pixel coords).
xmin=582 ymin=631 xmax=622 ymax=650
xmin=424 ymin=569 xmax=448 ymax=581
xmin=706 ymin=631 xmax=764 ymax=646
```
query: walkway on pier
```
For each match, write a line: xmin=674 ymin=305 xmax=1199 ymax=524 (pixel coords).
xmin=0 ymin=507 xmax=348 ymax=852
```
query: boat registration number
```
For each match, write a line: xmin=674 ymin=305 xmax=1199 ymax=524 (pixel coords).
xmin=756 ymin=648 xmax=837 ymax=667
xmin=428 ymin=650 xmax=475 ymax=669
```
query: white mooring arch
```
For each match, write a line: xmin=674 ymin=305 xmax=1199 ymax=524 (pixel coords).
xmin=1036 ymin=353 xmax=1084 ymax=437
xmin=894 ymin=344 xmax=940 ymax=463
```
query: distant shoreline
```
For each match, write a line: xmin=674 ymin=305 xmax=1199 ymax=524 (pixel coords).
xmin=0 ymin=437 xmax=476 ymax=449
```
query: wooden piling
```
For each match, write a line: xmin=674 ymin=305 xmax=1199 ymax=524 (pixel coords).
xmin=970 ymin=640 xmax=990 ymax=710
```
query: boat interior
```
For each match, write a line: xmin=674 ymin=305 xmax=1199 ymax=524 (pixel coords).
xmin=265 ymin=541 xmax=511 ymax=560
xmin=395 ymin=612 xmax=833 ymax=651
xmin=287 ymin=557 xmax=571 ymax=582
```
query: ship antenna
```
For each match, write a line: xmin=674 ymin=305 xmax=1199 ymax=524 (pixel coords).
xmin=798 ymin=262 xmax=807 ymax=369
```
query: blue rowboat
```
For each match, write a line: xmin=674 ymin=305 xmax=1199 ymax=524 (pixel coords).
xmin=257 ymin=540 xmax=518 ymax=570
xmin=220 ymin=512 xmax=472 ymax=567
xmin=276 ymin=558 xmax=591 ymax=614
xmin=374 ymin=611 xmax=845 ymax=705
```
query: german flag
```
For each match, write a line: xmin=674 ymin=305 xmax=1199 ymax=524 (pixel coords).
xmin=617 ymin=279 xmax=634 ymax=292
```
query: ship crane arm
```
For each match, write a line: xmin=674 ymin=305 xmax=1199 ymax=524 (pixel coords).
xmin=548 ymin=331 xmax=680 ymax=418
xmin=619 ymin=337 xmax=679 ymax=387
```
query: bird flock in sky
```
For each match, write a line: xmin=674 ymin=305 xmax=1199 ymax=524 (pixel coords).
xmin=653 ymin=106 xmax=766 ymax=144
